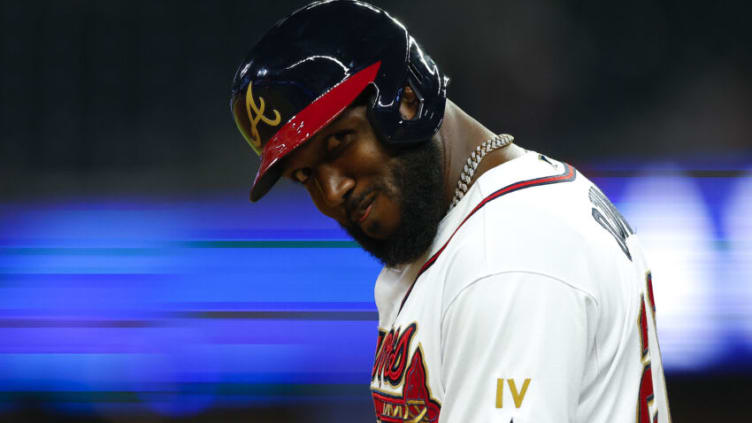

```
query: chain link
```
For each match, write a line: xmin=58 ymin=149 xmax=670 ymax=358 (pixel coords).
xmin=449 ymin=133 xmax=514 ymax=210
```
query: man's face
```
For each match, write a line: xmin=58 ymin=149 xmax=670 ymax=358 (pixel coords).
xmin=282 ymin=104 xmax=445 ymax=267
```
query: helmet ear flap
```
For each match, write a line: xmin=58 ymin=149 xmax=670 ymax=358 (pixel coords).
xmin=368 ymin=36 xmax=447 ymax=148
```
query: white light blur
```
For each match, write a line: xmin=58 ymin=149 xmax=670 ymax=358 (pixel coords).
xmin=723 ymin=170 xmax=752 ymax=346
xmin=619 ymin=169 xmax=720 ymax=370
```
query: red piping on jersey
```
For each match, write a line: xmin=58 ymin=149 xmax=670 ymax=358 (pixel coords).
xmin=397 ymin=163 xmax=577 ymax=314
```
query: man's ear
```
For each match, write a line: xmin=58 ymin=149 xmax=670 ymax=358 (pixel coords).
xmin=399 ymin=85 xmax=419 ymax=120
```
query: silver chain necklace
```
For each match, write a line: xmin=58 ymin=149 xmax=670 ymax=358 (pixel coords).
xmin=450 ymin=133 xmax=514 ymax=209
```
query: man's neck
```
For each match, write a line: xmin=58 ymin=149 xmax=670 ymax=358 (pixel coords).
xmin=435 ymin=100 xmax=527 ymax=211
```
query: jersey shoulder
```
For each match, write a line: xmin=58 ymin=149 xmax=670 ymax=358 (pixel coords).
xmin=437 ymin=152 xmax=639 ymax=310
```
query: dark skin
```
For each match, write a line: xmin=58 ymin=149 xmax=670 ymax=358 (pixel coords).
xmin=282 ymin=86 xmax=527 ymax=241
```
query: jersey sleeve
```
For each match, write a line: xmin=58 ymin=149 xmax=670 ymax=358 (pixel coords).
xmin=439 ymin=271 xmax=597 ymax=423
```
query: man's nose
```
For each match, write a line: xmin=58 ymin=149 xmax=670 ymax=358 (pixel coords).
xmin=316 ymin=164 xmax=355 ymax=208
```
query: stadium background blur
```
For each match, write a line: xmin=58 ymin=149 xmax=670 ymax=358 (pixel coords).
xmin=1 ymin=0 xmax=751 ymax=421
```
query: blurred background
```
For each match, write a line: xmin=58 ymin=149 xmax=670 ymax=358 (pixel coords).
xmin=1 ymin=0 xmax=751 ymax=421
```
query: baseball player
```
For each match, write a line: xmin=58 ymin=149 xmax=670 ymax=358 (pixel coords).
xmin=229 ymin=1 xmax=671 ymax=422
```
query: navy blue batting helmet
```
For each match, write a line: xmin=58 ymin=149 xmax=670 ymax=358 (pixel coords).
xmin=230 ymin=0 xmax=448 ymax=201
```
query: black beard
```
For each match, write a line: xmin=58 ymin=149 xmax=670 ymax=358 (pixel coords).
xmin=342 ymin=139 xmax=446 ymax=267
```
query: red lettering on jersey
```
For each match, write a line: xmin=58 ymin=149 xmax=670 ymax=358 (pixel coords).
xmin=372 ymin=324 xmax=417 ymax=386
xmin=373 ymin=331 xmax=393 ymax=380
xmin=372 ymin=348 xmax=441 ymax=422
xmin=636 ymin=279 xmax=658 ymax=423
xmin=639 ymin=297 xmax=649 ymax=358
xmin=638 ymin=364 xmax=656 ymax=423
xmin=375 ymin=330 xmax=386 ymax=357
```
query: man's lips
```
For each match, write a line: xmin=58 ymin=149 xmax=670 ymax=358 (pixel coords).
xmin=359 ymin=201 xmax=374 ymax=223
xmin=351 ymin=193 xmax=376 ymax=224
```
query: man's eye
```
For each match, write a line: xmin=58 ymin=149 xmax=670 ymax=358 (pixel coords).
xmin=327 ymin=131 xmax=352 ymax=153
xmin=293 ymin=168 xmax=312 ymax=184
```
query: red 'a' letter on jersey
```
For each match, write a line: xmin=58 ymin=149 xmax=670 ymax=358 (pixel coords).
xmin=372 ymin=325 xmax=441 ymax=422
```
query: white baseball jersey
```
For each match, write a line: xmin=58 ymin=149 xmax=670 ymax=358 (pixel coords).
xmin=370 ymin=151 xmax=671 ymax=423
